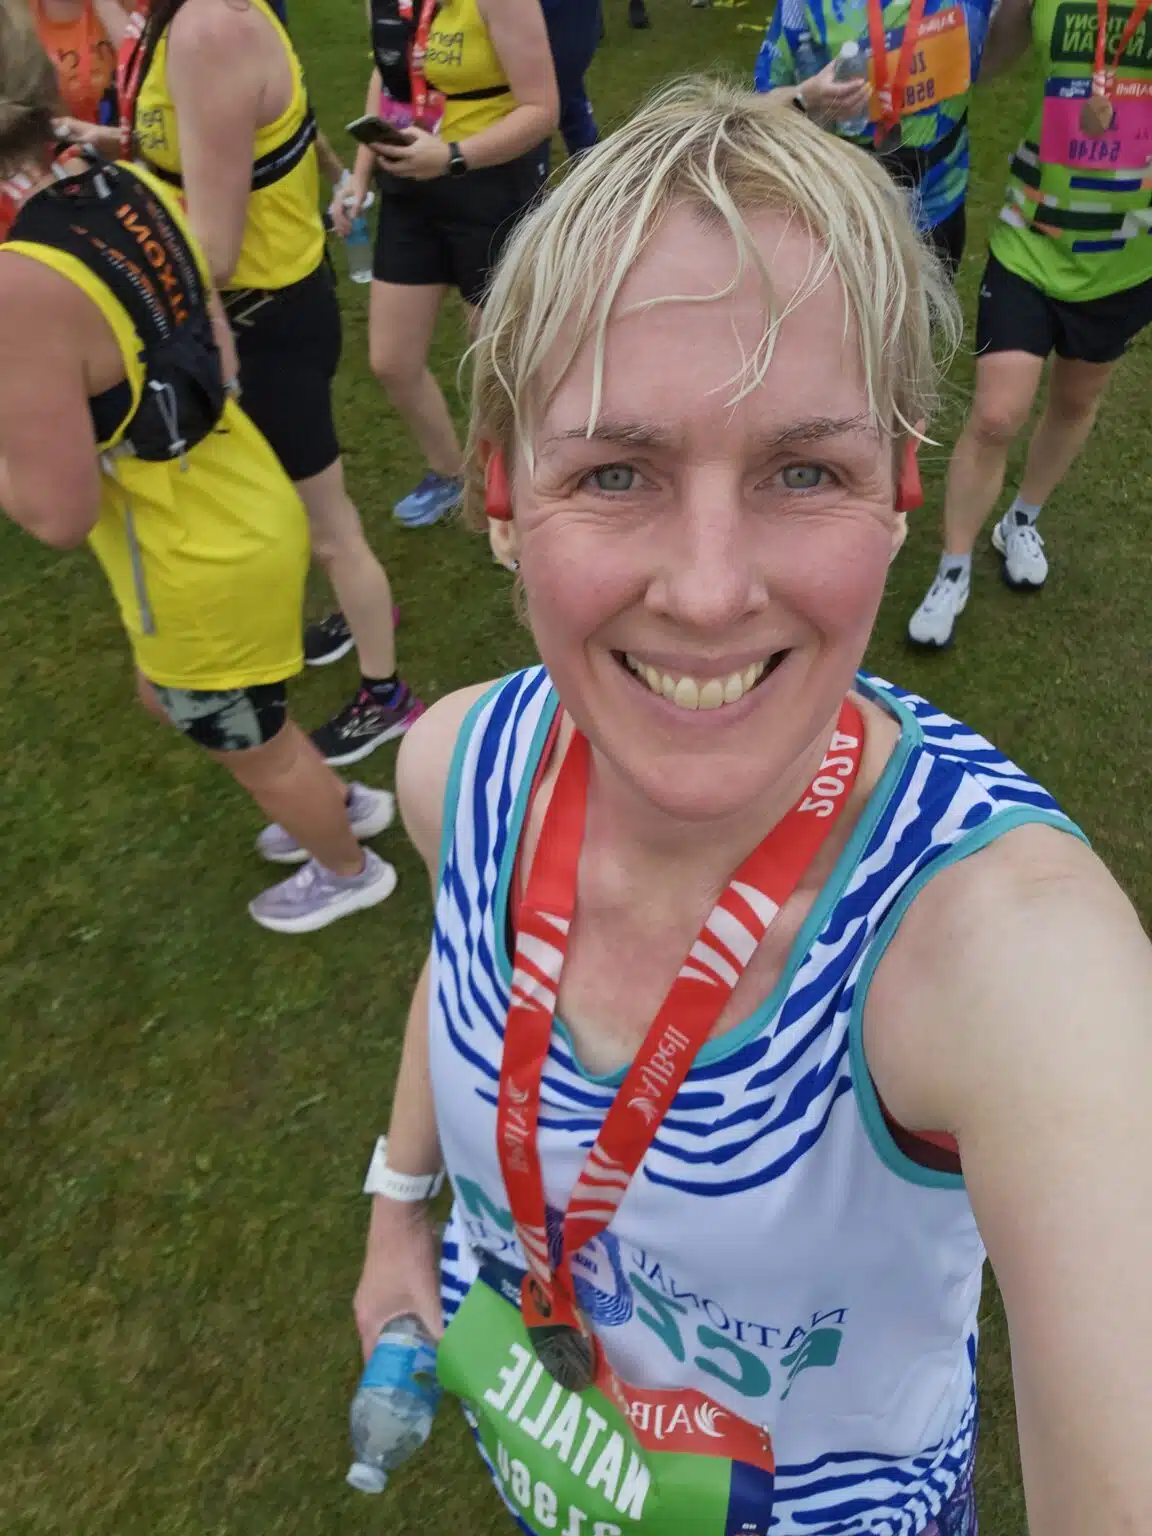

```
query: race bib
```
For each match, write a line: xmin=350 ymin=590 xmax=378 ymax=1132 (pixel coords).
xmin=869 ymin=5 xmax=971 ymax=119
xmin=1039 ymin=75 xmax=1152 ymax=169
xmin=438 ymin=1259 xmax=776 ymax=1536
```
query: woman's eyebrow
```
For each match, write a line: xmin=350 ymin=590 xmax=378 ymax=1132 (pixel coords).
xmin=541 ymin=414 xmax=875 ymax=452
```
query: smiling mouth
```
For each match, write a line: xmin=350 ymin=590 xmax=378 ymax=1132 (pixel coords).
xmin=614 ymin=650 xmax=790 ymax=711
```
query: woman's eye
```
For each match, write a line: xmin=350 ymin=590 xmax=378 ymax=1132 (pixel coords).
xmin=780 ymin=463 xmax=827 ymax=490
xmin=586 ymin=464 xmax=636 ymax=493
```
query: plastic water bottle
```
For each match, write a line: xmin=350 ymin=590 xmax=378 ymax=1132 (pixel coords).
xmin=834 ymin=40 xmax=872 ymax=139
xmin=346 ymin=1315 xmax=441 ymax=1495
xmin=344 ymin=210 xmax=373 ymax=285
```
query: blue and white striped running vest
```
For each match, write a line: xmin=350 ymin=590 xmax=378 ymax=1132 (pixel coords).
xmin=430 ymin=667 xmax=1083 ymax=1536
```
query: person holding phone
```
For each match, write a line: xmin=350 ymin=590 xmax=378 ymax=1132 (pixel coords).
xmin=332 ymin=0 xmax=558 ymax=529
xmin=119 ymin=0 xmax=425 ymax=768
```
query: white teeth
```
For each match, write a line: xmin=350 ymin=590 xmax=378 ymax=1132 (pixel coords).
xmin=623 ymin=652 xmax=777 ymax=711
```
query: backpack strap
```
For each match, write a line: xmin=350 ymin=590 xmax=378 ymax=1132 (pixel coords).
xmin=11 ymin=158 xmax=207 ymax=365
xmin=9 ymin=158 xmax=225 ymax=463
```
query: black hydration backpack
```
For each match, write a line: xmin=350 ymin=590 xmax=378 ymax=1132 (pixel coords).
xmin=10 ymin=156 xmax=226 ymax=462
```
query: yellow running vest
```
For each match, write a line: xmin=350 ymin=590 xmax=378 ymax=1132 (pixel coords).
xmin=133 ymin=0 xmax=324 ymax=290
xmin=4 ymin=168 xmax=308 ymax=690
xmin=424 ymin=0 xmax=516 ymax=140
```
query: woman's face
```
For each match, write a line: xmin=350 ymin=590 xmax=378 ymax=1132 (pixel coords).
xmin=515 ymin=204 xmax=901 ymax=823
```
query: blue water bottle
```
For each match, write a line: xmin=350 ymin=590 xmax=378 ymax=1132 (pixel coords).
xmin=346 ymin=1315 xmax=441 ymax=1495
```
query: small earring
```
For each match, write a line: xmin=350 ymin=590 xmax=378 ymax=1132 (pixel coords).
xmin=485 ymin=448 xmax=513 ymax=521
xmin=895 ymin=438 xmax=923 ymax=514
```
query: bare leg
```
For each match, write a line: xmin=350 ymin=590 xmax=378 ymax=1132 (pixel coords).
xmin=1016 ymin=355 xmax=1115 ymax=508
xmin=135 ymin=674 xmax=363 ymax=875
xmin=209 ymin=723 xmax=364 ymax=877
xmin=296 ymin=458 xmax=396 ymax=679
xmin=941 ymin=351 xmax=1045 ymax=557
xmin=369 ymin=281 xmax=463 ymax=477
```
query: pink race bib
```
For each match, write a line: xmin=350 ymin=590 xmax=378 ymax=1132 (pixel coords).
xmin=1040 ymin=76 xmax=1152 ymax=172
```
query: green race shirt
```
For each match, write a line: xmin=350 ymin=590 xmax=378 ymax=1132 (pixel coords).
xmin=993 ymin=0 xmax=1152 ymax=299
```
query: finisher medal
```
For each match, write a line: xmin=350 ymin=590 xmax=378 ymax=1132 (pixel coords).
xmin=523 ymin=1277 xmax=598 ymax=1393
xmin=1080 ymin=88 xmax=1115 ymax=135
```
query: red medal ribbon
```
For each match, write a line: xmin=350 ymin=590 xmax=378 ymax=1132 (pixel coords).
xmin=1093 ymin=0 xmax=1152 ymax=97
xmin=409 ymin=0 xmax=441 ymax=123
xmin=116 ymin=0 xmax=151 ymax=161
xmin=868 ymin=0 xmax=930 ymax=144
xmin=497 ymin=699 xmax=866 ymax=1386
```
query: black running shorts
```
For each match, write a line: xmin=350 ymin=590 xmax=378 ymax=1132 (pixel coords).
xmin=152 ymin=681 xmax=289 ymax=752
xmin=975 ymin=251 xmax=1152 ymax=364
xmin=372 ymin=145 xmax=549 ymax=307
xmin=224 ymin=261 xmax=343 ymax=482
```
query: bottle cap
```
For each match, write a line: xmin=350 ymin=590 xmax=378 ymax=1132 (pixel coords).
xmin=839 ymin=40 xmax=861 ymax=56
xmin=347 ymin=1462 xmax=389 ymax=1494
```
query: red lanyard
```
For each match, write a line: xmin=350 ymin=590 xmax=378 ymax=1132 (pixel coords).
xmin=497 ymin=699 xmax=866 ymax=1392
xmin=867 ymin=0 xmax=929 ymax=143
xmin=1093 ymin=0 xmax=1152 ymax=90
xmin=116 ymin=0 xmax=151 ymax=160
xmin=408 ymin=0 xmax=439 ymax=119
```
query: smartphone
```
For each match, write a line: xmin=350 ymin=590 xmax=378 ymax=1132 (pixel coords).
xmin=346 ymin=114 xmax=413 ymax=149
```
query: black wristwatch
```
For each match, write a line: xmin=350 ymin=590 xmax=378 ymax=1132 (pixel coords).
xmin=446 ymin=141 xmax=469 ymax=178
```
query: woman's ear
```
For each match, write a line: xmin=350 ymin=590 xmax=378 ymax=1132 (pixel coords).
xmin=488 ymin=516 xmax=520 ymax=573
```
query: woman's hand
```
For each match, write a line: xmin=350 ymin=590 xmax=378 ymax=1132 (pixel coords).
xmin=797 ymin=63 xmax=872 ymax=127
xmin=354 ymin=1200 xmax=444 ymax=1362
xmin=329 ymin=168 xmax=373 ymax=238
xmin=54 ymin=118 xmax=121 ymax=154
xmin=371 ymin=126 xmax=452 ymax=181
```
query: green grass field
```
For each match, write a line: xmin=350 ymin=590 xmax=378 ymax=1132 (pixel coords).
xmin=2 ymin=4 xmax=1150 ymax=1532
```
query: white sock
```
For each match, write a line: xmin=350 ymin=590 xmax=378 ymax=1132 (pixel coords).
xmin=1008 ymin=496 xmax=1043 ymax=525
xmin=939 ymin=552 xmax=971 ymax=582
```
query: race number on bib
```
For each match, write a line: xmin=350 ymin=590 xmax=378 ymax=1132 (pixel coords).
xmin=438 ymin=1262 xmax=777 ymax=1536
xmin=1040 ymin=75 xmax=1152 ymax=168
xmin=869 ymin=4 xmax=971 ymax=118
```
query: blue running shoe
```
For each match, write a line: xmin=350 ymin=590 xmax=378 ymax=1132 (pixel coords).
xmin=393 ymin=471 xmax=463 ymax=527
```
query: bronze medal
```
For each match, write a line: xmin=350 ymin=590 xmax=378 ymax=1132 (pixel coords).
xmin=529 ymin=1319 xmax=598 ymax=1392
xmin=523 ymin=1274 xmax=598 ymax=1392
xmin=1080 ymin=91 xmax=1115 ymax=135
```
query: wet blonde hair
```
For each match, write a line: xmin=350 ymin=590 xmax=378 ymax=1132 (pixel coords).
xmin=0 ymin=0 xmax=60 ymax=179
xmin=464 ymin=75 xmax=959 ymax=526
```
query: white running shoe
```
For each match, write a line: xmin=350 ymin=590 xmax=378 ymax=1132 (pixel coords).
xmin=249 ymin=849 xmax=398 ymax=934
xmin=907 ymin=566 xmax=970 ymax=648
xmin=992 ymin=512 xmax=1048 ymax=590
xmin=256 ymin=783 xmax=395 ymax=865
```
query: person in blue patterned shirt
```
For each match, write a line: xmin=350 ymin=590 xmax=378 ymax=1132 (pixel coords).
xmin=754 ymin=0 xmax=995 ymax=272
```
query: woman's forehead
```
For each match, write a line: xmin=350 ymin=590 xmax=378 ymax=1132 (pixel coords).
xmin=535 ymin=209 xmax=868 ymax=447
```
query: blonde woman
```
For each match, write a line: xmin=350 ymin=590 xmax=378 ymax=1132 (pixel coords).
xmin=352 ymin=81 xmax=1152 ymax=1535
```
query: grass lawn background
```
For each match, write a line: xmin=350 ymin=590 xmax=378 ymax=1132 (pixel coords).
xmin=2 ymin=3 xmax=1149 ymax=1531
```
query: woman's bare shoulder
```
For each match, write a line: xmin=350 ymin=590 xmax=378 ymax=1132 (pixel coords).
xmin=396 ymin=682 xmax=499 ymax=873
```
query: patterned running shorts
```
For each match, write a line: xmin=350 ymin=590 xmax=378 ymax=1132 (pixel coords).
xmin=150 ymin=681 xmax=288 ymax=752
